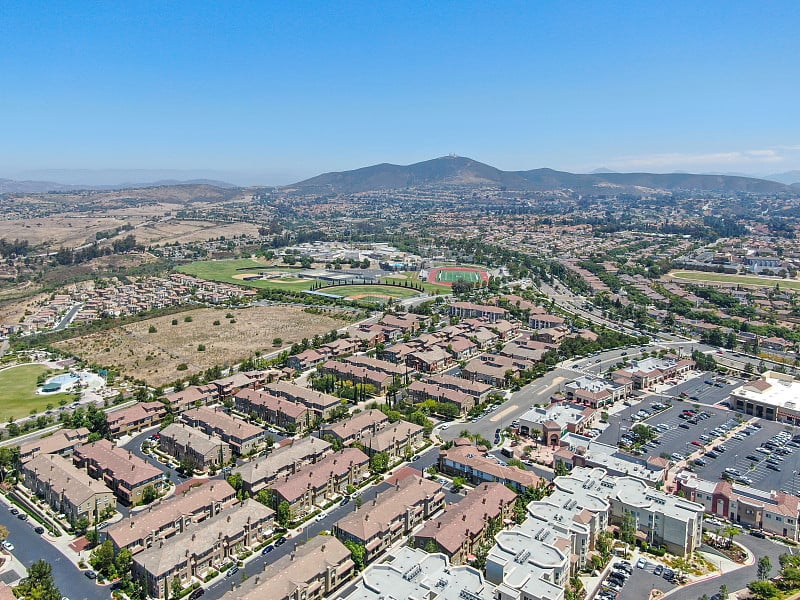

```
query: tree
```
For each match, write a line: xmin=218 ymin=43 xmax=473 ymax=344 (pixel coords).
xmin=179 ymin=456 xmax=195 ymax=476
xmin=0 ymin=525 xmax=7 ymax=542
xmin=507 ymin=458 xmax=527 ymax=470
xmin=171 ymin=575 xmax=183 ymax=598
xmin=344 ymin=539 xmax=367 ymax=570
xmin=370 ymin=451 xmax=390 ymax=474
xmin=423 ymin=539 xmax=439 ymax=553
xmin=747 ymin=580 xmax=778 ymax=599
xmin=758 ymin=555 xmax=772 ymax=580
xmin=276 ymin=500 xmax=292 ymax=527
xmin=16 ymin=559 xmax=61 ymax=600
xmin=355 ymin=495 xmax=363 ymax=509
xmin=90 ymin=540 xmax=117 ymax=577
xmin=116 ymin=547 xmax=133 ymax=581
xmin=256 ymin=489 xmax=272 ymax=507
xmin=451 ymin=476 xmax=467 ymax=492
xmin=719 ymin=583 xmax=728 ymax=599
xmin=141 ymin=485 xmax=157 ymax=505
xmin=620 ymin=511 xmax=637 ymax=545
xmin=85 ymin=528 xmax=99 ymax=546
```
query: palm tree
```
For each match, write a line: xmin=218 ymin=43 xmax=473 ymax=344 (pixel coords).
xmin=720 ymin=524 xmax=739 ymax=549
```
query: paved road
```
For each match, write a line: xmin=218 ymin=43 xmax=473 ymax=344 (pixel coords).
xmin=52 ymin=304 xmax=82 ymax=332
xmin=0 ymin=507 xmax=106 ymax=600
xmin=669 ymin=533 xmax=790 ymax=600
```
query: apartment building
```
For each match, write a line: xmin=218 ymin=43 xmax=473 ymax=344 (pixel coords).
xmin=334 ymin=473 xmax=445 ymax=563
xmin=438 ymin=440 xmax=542 ymax=493
xmin=449 ymin=302 xmax=508 ymax=323
xmin=336 ymin=546 xmax=496 ymax=600
xmin=181 ymin=406 xmax=266 ymax=455
xmin=73 ymin=440 xmax=166 ymax=506
xmin=406 ymin=380 xmax=475 ymax=415
xmin=158 ymin=423 xmax=231 ymax=471
xmin=612 ymin=356 xmax=695 ymax=390
xmin=264 ymin=380 xmax=341 ymax=420
xmin=415 ymin=483 xmax=517 ymax=565
xmin=132 ymin=499 xmax=274 ymax=599
xmin=563 ymin=375 xmax=631 ymax=408
xmin=557 ymin=467 xmax=704 ymax=556
xmin=107 ymin=402 xmax=166 ymax=437
xmin=319 ymin=409 xmax=389 ymax=447
xmin=237 ymin=436 xmax=332 ymax=495
xmin=22 ymin=454 xmax=115 ymax=525
xmin=320 ymin=360 xmax=394 ymax=392
xmin=105 ymin=480 xmax=237 ymax=553
xmin=18 ymin=427 xmax=89 ymax=463
xmin=360 ymin=420 xmax=425 ymax=461
xmin=270 ymin=447 xmax=369 ymax=515
xmin=164 ymin=384 xmax=217 ymax=414
xmin=427 ymin=373 xmax=493 ymax=402
xmin=233 ymin=388 xmax=312 ymax=433
xmin=222 ymin=535 xmax=355 ymax=600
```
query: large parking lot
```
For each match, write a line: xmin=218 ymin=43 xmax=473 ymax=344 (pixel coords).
xmin=598 ymin=382 xmax=800 ymax=495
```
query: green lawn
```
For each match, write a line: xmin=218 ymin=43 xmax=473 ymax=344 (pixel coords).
xmin=669 ymin=270 xmax=800 ymax=290
xmin=0 ymin=364 xmax=74 ymax=421
xmin=435 ymin=269 xmax=483 ymax=283
xmin=176 ymin=260 xmax=316 ymax=291
xmin=317 ymin=284 xmax=423 ymax=299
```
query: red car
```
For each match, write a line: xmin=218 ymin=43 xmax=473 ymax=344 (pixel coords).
xmin=691 ymin=440 xmax=704 ymax=447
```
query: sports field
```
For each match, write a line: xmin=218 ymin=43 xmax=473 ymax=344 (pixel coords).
xmin=0 ymin=364 xmax=73 ymax=421
xmin=315 ymin=284 xmax=421 ymax=300
xmin=668 ymin=270 xmax=800 ymax=291
xmin=177 ymin=259 xmax=315 ymax=291
xmin=428 ymin=266 xmax=489 ymax=286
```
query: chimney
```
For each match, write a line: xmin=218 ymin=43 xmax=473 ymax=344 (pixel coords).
xmin=437 ymin=521 xmax=441 ymax=529
xmin=365 ymin=514 xmax=369 ymax=522
xmin=482 ymin=497 xmax=486 ymax=505
xmin=462 ymin=514 xmax=467 ymax=521
xmin=322 ymin=544 xmax=326 ymax=552
xmin=130 ymin=520 xmax=134 ymax=528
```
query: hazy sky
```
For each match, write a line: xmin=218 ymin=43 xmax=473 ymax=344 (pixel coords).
xmin=2 ymin=1 xmax=799 ymax=185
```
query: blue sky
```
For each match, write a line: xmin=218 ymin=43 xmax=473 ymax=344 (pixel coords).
xmin=2 ymin=1 xmax=799 ymax=185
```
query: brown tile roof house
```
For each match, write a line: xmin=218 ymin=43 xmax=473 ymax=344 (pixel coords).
xmin=18 ymin=427 xmax=89 ymax=463
xmin=22 ymin=453 xmax=115 ymax=525
xmin=106 ymin=480 xmax=237 ymax=553
xmin=427 ymin=373 xmax=493 ymax=401
xmin=74 ymin=439 xmax=166 ymax=506
xmin=341 ymin=355 xmax=407 ymax=377
xmin=320 ymin=360 xmax=394 ymax=391
xmin=415 ymin=482 xmax=517 ymax=564
xmin=220 ymin=535 xmax=354 ymax=600
xmin=407 ymin=347 xmax=452 ymax=373
xmin=233 ymin=388 xmax=312 ymax=432
xmin=181 ymin=406 xmax=266 ymax=455
xmin=334 ymin=473 xmax=445 ymax=562
xmin=287 ymin=348 xmax=327 ymax=371
xmin=210 ymin=371 xmax=259 ymax=399
xmin=379 ymin=313 xmax=427 ymax=333
xmin=361 ymin=421 xmax=425 ymax=459
xmin=462 ymin=356 xmax=520 ymax=387
xmin=270 ymin=448 xmax=369 ymax=515
xmin=237 ymin=436 xmax=332 ymax=495
xmin=319 ymin=409 xmax=389 ymax=446
xmin=107 ymin=401 xmax=166 ymax=437
xmin=133 ymin=499 xmax=274 ymax=600
xmin=449 ymin=302 xmax=508 ymax=323
xmin=438 ymin=440 xmax=542 ymax=493
xmin=406 ymin=380 xmax=475 ymax=415
xmin=158 ymin=423 xmax=231 ymax=471
xmin=264 ymin=380 xmax=341 ymax=419
xmin=164 ymin=384 xmax=216 ymax=414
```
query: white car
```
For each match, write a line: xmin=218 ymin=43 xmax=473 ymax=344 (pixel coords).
xmin=705 ymin=517 xmax=722 ymax=526
xmin=1 ymin=541 xmax=13 ymax=551
xmin=440 ymin=423 xmax=449 ymax=430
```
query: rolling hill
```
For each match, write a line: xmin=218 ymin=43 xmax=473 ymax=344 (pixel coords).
xmin=289 ymin=155 xmax=792 ymax=194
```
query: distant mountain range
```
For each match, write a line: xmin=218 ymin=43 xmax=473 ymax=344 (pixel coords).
xmin=3 ymin=157 xmax=798 ymax=195
xmin=764 ymin=170 xmax=800 ymax=186
xmin=0 ymin=178 xmax=237 ymax=194
xmin=289 ymin=156 xmax=794 ymax=194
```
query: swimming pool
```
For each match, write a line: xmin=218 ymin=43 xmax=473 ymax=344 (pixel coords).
xmin=48 ymin=373 xmax=79 ymax=386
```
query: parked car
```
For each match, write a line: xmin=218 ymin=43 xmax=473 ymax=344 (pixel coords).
xmin=653 ymin=565 xmax=664 ymax=576
xmin=225 ymin=566 xmax=239 ymax=578
xmin=636 ymin=558 xmax=647 ymax=569
xmin=189 ymin=588 xmax=205 ymax=600
xmin=261 ymin=544 xmax=274 ymax=555
xmin=84 ymin=570 xmax=97 ymax=580
xmin=2 ymin=541 xmax=13 ymax=551
xmin=750 ymin=530 xmax=767 ymax=538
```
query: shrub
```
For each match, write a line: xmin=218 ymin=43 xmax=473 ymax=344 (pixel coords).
xmin=148 ymin=325 xmax=157 ymax=333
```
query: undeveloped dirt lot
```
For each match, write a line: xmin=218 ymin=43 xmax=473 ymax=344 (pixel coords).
xmin=55 ymin=306 xmax=347 ymax=386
